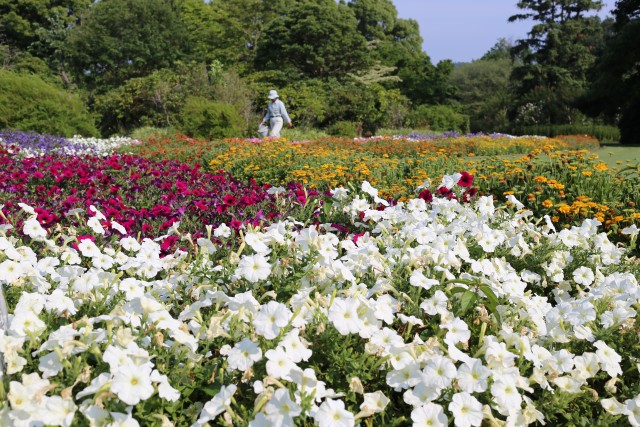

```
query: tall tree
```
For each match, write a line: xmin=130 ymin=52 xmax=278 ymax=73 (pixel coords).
xmin=346 ymin=0 xmax=451 ymax=105
xmin=64 ymin=0 xmax=192 ymax=91
xmin=586 ymin=0 xmax=640 ymax=143
xmin=452 ymin=40 xmax=516 ymax=132
xmin=0 ymin=0 xmax=91 ymax=52
xmin=254 ymin=0 xmax=369 ymax=79
xmin=508 ymin=0 xmax=607 ymax=125
xmin=209 ymin=0 xmax=295 ymax=71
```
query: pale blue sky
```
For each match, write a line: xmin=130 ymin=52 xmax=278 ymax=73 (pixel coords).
xmin=392 ymin=0 xmax=616 ymax=63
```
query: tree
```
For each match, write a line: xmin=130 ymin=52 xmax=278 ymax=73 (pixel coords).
xmin=481 ymin=38 xmax=517 ymax=62
xmin=211 ymin=0 xmax=296 ymax=71
xmin=451 ymin=57 xmax=514 ymax=132
xmin=254 ymin=0 xmax=369 ymax=79
xmin=348 ymin=0 xmax=398 ymax=42
xmin=0 ymin=0 xmax=91 ymax=52
xmin=346 ymin=0 xmax=451 ymax=104
xmin=509 ymin=0 xmax=607 ymax=125
xmin=397 ymin=57 xmax=454 ymax=106
xmin=586 ymin=0 xmax=640 ymax=143
xmin=64 ymin=0 xmax=192 ymax=91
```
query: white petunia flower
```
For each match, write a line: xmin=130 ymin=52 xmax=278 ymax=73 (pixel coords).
xmin=594 ymin=340 xmax=622 ymax=378
xmin=194 ymin=384 xmax=237 ymax=426
xmin=0 ymin=259 xmax=25 ymax=283
xmin=441 ymin=317 xmax=471 ymax=345
xmin=265 ymin=346 xmax=296 ymax=379
xmin=265 ymin=388 xmax=301 ymax=421
xmin=411 ymin=402 xmax=447 ymax=427
xmin=110 ymin=362 xmax=154 ymax=405
xmin=245 ymin=231 xmax=271 ymax=254
xmin=360 ymin=390 xmax=390 ymax=415
xmin=573 ymin=266 xmax=595 ymax=287
xmin=23 ymin=217 xmax=47 ymax=240
xmin=226 ymin=338 xmax=262 ymax=371
xmin=328 ymin=298 xmax=363 ymax=335
xmin=280 ymin=329 xmax=312 ymax=363
xmin=456 ymin=359 xmax=490 ymax=393
xmin=87 ymin=216 xmax=106 ymax=235
xmin=120 ymin=236 xmax=141 ymax=252
xmin=42 ymin=396 xmax=77 ymax=427
xmin=314 ymin=399 xmax=354 ymax=427
xmin=253 ymin=301 xmax=291 ymax=340
xmin=410 ymin=270 xmax=439 ymax=290
xmin=214 ymin=223 xmax=232 ymax=238
xmin=448 ymin=392 xmax=483 ymax=427
xmin=491 ymin=378 xmax=523 ymax=415
xmin=235 ymin=254 xmax=272 ymax=283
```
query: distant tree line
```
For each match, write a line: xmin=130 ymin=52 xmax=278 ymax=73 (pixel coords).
xmin=0 ymin=0 xmax=638 ymax=142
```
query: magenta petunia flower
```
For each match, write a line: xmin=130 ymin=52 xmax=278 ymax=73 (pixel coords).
xmin=457 ymin=171 xmax=474 ymax=188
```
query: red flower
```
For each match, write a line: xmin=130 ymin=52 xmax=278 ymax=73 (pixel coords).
xmin=419 ymin=189 xmax=433 ymax=203
xmin=223 ymin=194 xmax=238 ymax=206
xmin=462 ymin=188 xmax=478 ymax=203
xmin=161 ymin=235 xmax=179 ymax=251
xmin=458 ymin=171 xmax=474 ymax=188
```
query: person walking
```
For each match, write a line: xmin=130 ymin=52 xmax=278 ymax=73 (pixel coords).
xmin=260 ymin=90 xmax=293 ymax=137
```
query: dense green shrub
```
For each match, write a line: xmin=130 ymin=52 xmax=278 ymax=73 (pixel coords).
xmin=407 ymin=105 xmax=470 ymax=133
xmin=509 ymin=124 xmax=621 ymax=142
xmin=93 ymin=64 xmax=213 ymax=136
xmin=326 ymin=120 xmax=359 ymax=137
xmin=177 ymin=97 xmax=244 ymax=139
xmin=619 ymin=101 xmax=640 ymax=145
xmin=0 ymin=70 xmax=98 ymax=137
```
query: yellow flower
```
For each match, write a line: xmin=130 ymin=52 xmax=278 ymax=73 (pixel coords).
xmin=542 ymin=199 xmax=554 ymax=208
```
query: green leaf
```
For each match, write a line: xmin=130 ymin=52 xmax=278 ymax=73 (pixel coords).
xmin=458 ymin=291 xmax=477 ymax=316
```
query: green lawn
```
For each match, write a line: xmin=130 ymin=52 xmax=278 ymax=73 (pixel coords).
xmin=592 ymin=145 xmax=640 ymax=169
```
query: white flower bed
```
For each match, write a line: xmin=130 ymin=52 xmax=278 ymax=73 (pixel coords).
xmin=0 ymin=135 xmax=139 ymax=157
xmin=1 ymin=178 xmax=640 ymax=426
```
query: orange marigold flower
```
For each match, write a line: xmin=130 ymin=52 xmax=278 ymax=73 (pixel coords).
xmin=581 ymin=171 xmax=593 ymax=177
xmin=542 ymin=199 xmax=554 ymax=208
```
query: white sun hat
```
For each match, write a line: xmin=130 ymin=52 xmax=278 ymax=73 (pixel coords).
xmin=267 ymin=90 xmax=279 ymax=99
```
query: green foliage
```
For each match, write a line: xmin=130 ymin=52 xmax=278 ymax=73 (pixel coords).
xmin=398 ymin=56 xmax=454 ymax=105
xmin=586 ymin=2 xmax=640 ymax=144
xmin=0 ymin=69 xmax=97 ymax=137
xmin=212 ymin=68 xmax=258 ymax=133
xmin=451 ymin=58 xmax=513 ymax=132
xmin=64 ymin=0 xmax=192 ymax=91
xmin=326 ymin=120 xmax=359 ymax=137
xmin=0 ymin=0 xmax=91 ymax=55
xmin=128 ymin=126 xmax=178 ymax=141
xmin=509 ymin=124 xmax=621 ymax=141
xmin=281 ymin=126 xmax=329 ymax=141
xmin=282 ymin=79 xmax=331 ymax=128
xmin=407 ymin=105 xmax=470 ymax=133
xmin=509 ymin=1 xmax=608 ymax=126
xmin=177 ymin=97 xmax=244 ymax=139
xmin=255 ymin=0 xmax=370 ymax=78
xmin=93 ymin=63 xmax=213 ymax=136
